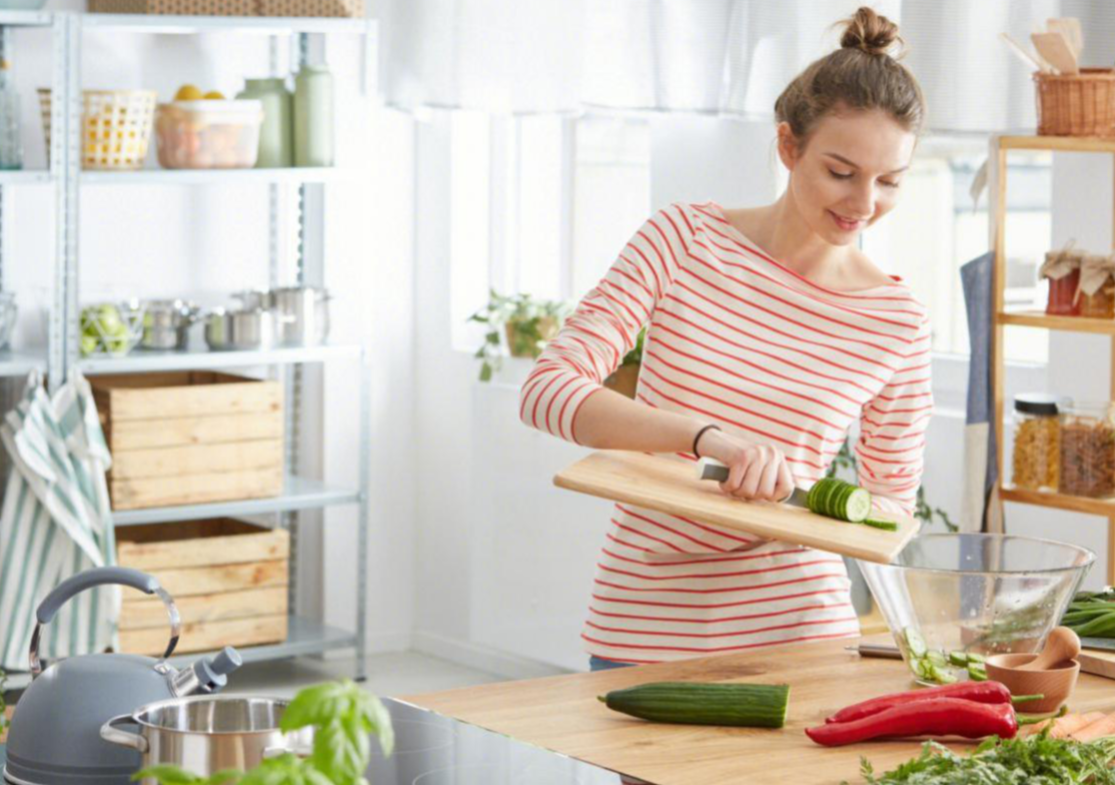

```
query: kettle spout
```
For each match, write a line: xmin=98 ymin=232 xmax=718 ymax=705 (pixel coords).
xmin=172 ymin=646 xmax=244 ymax=696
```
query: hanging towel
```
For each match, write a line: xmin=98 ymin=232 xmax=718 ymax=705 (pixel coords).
xmin=0 ymin=371 xmax=117 ymax=671
xmin=960 ymin=252 xmax=1001 ymax=533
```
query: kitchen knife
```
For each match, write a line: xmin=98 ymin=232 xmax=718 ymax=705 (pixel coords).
xmin=696 ymin=457 xmax=810 ymax=508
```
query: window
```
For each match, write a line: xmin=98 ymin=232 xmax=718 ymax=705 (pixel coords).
xmin=451 ymin=111 xmax=650 ymax=354
xmin=862 ymin=137 xmax=1051 ymax=364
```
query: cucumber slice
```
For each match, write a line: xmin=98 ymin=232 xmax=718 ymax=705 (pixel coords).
xmin=844 ymin=488 xmax=871 ymax=522
xmin=928 ymin=664 xmax=958 ymax=684
xmin=903 ymin=627 xmax=927 ymax=659
xmin=926 ymin=649 xmax=947 ymax=667
xmin=968 ymin=662 xmax=988 ymax=682
xmin=966 ymin=652 xmax=986 ymax=664
xmin=948 ymin=650 xmax=969 ymax=666
xmin=863 ymin=517 xmax=898 ymax=532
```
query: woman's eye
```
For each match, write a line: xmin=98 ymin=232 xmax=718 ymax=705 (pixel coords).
xmin=880 ymin=180 xmax=901 ymax=189
xmin=829 ymin=170 xmax=853 ymax=180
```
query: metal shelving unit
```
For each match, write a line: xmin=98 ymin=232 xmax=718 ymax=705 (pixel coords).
xmin=2 ymin=11 xmax=374 ymax=681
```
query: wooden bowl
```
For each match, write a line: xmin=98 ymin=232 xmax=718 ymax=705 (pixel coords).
xmin=985 ymin=653 xmax=1079 ymax=714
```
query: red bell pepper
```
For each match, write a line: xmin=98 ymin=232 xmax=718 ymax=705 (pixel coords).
xmin=824 ymin=681 xmax=1014 ymax=724
xmin=806 ymin=698 xmax=1018 ymax=747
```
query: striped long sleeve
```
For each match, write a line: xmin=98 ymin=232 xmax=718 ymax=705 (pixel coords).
xmin=855 ymin=321 xmax=933 ymax=516
xmin=519 ymin=203 xmax=693 ymax=442
xmin=521 ymin=201 xmax=932 ymax=663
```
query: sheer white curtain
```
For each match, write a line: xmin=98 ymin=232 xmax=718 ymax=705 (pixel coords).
xmin=381 ymin=0 xmax=1115 ymax=131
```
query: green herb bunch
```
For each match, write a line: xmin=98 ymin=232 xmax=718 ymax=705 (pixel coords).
xmin=1063 ymin=588 xmax=1115 ymax=638
xmin=468 ymin=290 xmax=571 ymax=382
xmin=853 ymin=731 xmax=1115 ymax=785
xmin=135 ymin=680 xmax=393 ymax=785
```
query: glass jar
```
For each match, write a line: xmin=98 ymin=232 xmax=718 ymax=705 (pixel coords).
xmin=1012 ymin=394 xmax=1064 ymax=492
xmin=1060 ymin=402 xmax=1115 ymax=498
xmin=293 ymin=64 xmax=334 ymax=167
xmin=1079 ymin=254 xmax=1115 ymax=319
xmin=1043 ymin=249 xmax=1083 ymax=316
xmin=0 ymin=60 xmax=22 ymax=171
xmin=236 ymin=78 xmax=292 ymax=168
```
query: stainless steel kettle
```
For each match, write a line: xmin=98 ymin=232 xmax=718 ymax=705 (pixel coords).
xmin=3 ymin=566 xmax=243 ymax=785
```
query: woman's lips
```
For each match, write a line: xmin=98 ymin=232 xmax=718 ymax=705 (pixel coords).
xmin=828 ymin=210 xmax=865 ymax=232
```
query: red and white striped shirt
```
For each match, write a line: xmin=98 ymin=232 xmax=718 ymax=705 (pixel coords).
xmin=520 ymin=201 xmax=932 ymax=663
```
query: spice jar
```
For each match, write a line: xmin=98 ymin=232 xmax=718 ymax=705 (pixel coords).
xmin=1060 ymin=402 xmax=1115 ymax=498
xmin=1012 ymin=394 xmax=1064 ymax=492
xmin=1078 ymin=254 xmax=1115 ymax=319
xmin=1042 ymin=248 xmax=1084 ymax=316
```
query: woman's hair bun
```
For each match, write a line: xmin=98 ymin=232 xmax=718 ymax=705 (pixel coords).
xmin=840 ymin=6 xmax=903 ymax=58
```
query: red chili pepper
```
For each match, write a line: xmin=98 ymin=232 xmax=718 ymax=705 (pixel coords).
xmin=825 ymin=681 xmax=1014 ymax=724
xmin=806 ymin=698 xmax=1018 ymax=747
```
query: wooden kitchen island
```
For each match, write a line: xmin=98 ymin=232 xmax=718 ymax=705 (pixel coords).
xmin=402 ymin=636 xmax=1115 ymax=784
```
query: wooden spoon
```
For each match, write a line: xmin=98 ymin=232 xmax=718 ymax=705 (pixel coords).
xmin=1017 ymin=626 xmax=1082 ymax=671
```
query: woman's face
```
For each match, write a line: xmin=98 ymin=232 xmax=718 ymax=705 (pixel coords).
xmin=778 ymin=108 xmax=916 ymax=247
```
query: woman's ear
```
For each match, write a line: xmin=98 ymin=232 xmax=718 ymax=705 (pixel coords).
xmin=776 ymin=122 xmax=799 ymax=171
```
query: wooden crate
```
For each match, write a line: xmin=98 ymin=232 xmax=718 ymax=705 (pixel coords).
xmin=91 ymin=371 xmax=284 ymax=511
xmin=116 ymin=518 xmax=289 ymax=655
xmin=88 ymin=0 xmax=254 ymax=14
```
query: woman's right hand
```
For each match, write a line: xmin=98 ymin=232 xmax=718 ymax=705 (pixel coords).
xmin=696 ymin=428 xmax=796 ymax=503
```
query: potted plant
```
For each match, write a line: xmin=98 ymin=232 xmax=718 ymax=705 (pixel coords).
xmin=603 ymin=326 xmax=646 ymax=399
xmin=468 ymin=290 xmax=571 ymax=382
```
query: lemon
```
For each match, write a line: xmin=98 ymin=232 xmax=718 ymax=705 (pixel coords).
xmin=174 ymin=84 xmax=203 ymax=101
xmin=203 ymin=90 xmax=226 ymax=100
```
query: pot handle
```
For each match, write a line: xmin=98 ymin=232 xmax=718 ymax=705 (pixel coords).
xmin=100 ymin=714 xmax=149 ymax=754
xmin=263 ymin=743 xmax=314 ymax=759
xmin=31 ymin=566 xmax=181 ymax=676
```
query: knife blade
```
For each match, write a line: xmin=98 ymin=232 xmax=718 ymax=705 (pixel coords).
xmin=696 ymin=458 xmax=810 ymax=508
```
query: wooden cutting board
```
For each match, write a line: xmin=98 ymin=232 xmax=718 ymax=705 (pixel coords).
xmin=553 ymin=450 xmax=920 ymax=563
xmin=1081 ymin=648 xmax=1115 ymax=679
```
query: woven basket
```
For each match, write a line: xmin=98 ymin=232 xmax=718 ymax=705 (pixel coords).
xmin=38 ymin=88 xmax=158 ymax=170
xmin=1034 ymin=68 xmax=1115 ymax=137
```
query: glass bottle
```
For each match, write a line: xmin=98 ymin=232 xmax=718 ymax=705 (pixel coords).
xmin=236 ymin=78 xmax=292 ymax=168
xmin=0 ymin=60 xmax=23 ymax=171
xmin=293 ymin=64 xmax=334 ymax=167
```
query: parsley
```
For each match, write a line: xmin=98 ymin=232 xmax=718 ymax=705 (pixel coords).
xmin=851 ymin=731 xmax=1115 ymax=785
xmin=135 ymin=679 xmax=393 ymax=785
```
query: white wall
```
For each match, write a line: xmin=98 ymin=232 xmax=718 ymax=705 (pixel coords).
xmin=3 ymin=8 xmax=417 ymax=655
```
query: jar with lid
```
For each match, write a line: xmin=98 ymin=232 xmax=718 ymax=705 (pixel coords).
xmin=1012 ymin=393 xmax=1065 ymax=492
xmin=293 ymin=64 xmax=334 ymax=167
xmin=1042 ymin=248 xmax=1084 ymax=316
xmin=1078 ymin=253 xmax=1115 ymax=319
xmin=236 ymin=78 xmax=292 ymax=168
xmin=1060 ymin=402 xmax=1115 ymax=498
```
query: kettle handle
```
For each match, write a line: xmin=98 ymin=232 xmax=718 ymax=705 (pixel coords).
xmin=30 ymin=566 xmax=181 ymax=677
xmin=100 ymin=713 xmax=149 ymax=754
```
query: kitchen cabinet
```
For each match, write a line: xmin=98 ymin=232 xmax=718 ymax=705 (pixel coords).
xmin=0 ymin=10 xmax=375 ymax=688
xmin=992 ymin=135 xmax=1115 ymax=584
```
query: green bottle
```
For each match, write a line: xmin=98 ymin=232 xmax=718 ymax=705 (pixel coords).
xmin=237 ymin=77 xmax=293 ymax=168
xmin=293 ymin=64 xmax=334 ymax=167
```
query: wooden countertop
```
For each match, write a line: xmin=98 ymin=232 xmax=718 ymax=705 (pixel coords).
xmin=401 ymin=636 xmax=1115 ymax=785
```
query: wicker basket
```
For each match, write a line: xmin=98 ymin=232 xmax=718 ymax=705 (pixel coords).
xmin=1034 ymin=69 xmax=1115 ymax=137
xmin=38 ymin=88 xmax=158 ymax=170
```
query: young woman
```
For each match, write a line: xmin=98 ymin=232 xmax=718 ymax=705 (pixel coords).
xmin=520 ymin=7 xmax=932 ymax=670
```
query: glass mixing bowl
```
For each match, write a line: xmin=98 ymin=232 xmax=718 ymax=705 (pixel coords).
xmin=858 ymin=533 xmax=1094 ymax=685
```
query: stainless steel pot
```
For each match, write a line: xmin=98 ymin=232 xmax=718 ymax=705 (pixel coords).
xmin=101 ymin=695 xmax=312 ymax=782
xmin=140 ymin=299 xmax=199 ymax=350
xmin=204 ymin=307 xmax=278 ymax=351
xmin=269 ymin=286 xmax=330 ymax=347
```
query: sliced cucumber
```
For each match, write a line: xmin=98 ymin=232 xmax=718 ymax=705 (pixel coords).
xmin=903 ymin=627 xmax=927 ymax=659
xmin=863 ymin=517 xmax=898 ymax=532
xmin=948 ymin=650 xmax=969 ymax=666
xmin=926 ymin=649 xmax=948 ymax=667
xmin=968 ymin=662 xmax=988 ymax=682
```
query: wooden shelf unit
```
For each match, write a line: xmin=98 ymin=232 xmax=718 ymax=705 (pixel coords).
xmin=993 ymin=135 xmax=1115 ymax=583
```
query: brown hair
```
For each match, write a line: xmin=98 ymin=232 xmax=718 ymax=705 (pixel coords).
xmin=774 ymin=6 xmax=925 ymax=145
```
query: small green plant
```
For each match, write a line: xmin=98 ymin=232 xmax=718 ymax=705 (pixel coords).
xmin=136 ymin=680 xmax=393 ymax=785
xmin=826 ymin=439 xmax=956 ymax=532
xmin=468 ymin=290 xmax=571 ymax=382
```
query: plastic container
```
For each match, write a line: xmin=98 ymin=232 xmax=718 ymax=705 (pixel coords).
xmin=293 ymin=64 xmax=334 ymax=167
xmin=39 ymin=88 xmax=158 ymax=170
xmin=1043 ymin=249 xmax=1083 ymax=316
xmin=236 ymin=78 xmax=292 ymax=168
xmin=858 ymin=533 xmax=1094 ymax=685
xmin=1011 ymin=393 xmax=1065 ymax=492
xmin=1060 ymin=402 xmax=1115 ymax=498
xmin=154 ymin=99 xmax=263 ymax=170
